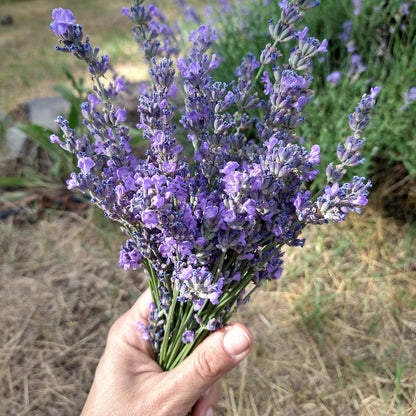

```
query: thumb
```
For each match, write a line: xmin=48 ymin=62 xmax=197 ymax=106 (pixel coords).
xmin=165 ymin=324 xmax=253 ymax=409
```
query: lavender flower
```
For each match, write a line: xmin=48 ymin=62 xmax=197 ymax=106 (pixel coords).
xmin=316 ymin=176 xmax=371 ymax=222
xmin=50 ymin=9 xmax=111 ymax=78
xmin=182 ymin=330 xmax=195 ymax=343
xmin=352 ymin=0 xmax=362 ymax=16
xmin=286 ymin=26 xmax=328 ymax=71
xmin=326 ymin=71 xmax=341 ymax=86
xmin=324 ymin=87 xmax=380 ymax=185
xmin=175 ymin=0 xmax=201 ymax=25
xmin=122 ymin=0 xmax=181 ymax=60
xmin=339 ymin=21 xmax=353 ymax=45
xmin=348 ymin=53 xmax=367 ymax=81
xmin=49 ymin=1 xmax=380 ymax=371
xmin=348 ymin=86 xmax=380 ymax=132
xmin=50 ymin=8 xmax=76 ymax=35
xmin=404 ymin=87 xmax=416 ymax=106
xmin=399 ymin=2 xmax=410 ymax=16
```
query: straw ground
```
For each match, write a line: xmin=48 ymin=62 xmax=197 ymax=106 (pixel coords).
xmin=1 ymin=199 xmax=415 ymax=415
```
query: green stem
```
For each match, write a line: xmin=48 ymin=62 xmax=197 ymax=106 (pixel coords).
xmin=163 ymin=264 xmax=261 ymax=370
xmin=212 ymin=250 xmax=227 ymax=280
xmin=223 ymin=282 xmax=259 ymax=323
xmin=169 ymin=326 xmax=209 ymax=370
xmin=223 ymin=250 xmax=237 ymax=272
xmin=256 ymin=243 xmax=283 ymax=271
xmin=158 ymin=285 xmax=179 ymax=368
xmin=234 ymin=37 xmax=280 ymax=135
xmin=164 ymin=303 xmax=195 ymax=370
xmin=124 ymin=223 xmax=161 ymax=306
xmin=143 ymin=259 xmax=160 ymax=306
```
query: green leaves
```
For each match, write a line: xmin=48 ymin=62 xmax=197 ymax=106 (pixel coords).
xmin=52 ymin=70 xmax=89 ymax=129
xmin=17 ymin=122 xmax=76 ymax=183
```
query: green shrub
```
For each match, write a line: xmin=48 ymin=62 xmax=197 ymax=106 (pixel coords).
xmin=180 ymin=0 xmax=416 ymax=190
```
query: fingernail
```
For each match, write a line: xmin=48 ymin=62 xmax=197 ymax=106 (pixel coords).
xmin=223 ymin=327 xmax=251 ymax=356
xmin=206 ymin=407 xmax=214 ymax=416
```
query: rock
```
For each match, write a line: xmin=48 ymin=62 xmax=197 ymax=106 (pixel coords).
xmin=1 ymin=126 xmax=28 ymax=160
xmin=0 ymin=96 xmax=71 ymax=163
xmin=0 ymin=15 xmax=13 ymax=25
xmin=24 ymin=96 xmax=70 ymax=131
xmin=0 ymin=111 xmax=12 ymax=130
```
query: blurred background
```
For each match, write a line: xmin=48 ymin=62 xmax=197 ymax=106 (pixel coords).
xmin=0 ymin=0 xmax=415 ymax=414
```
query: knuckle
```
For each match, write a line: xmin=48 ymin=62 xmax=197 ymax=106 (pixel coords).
xmin=108 ymin=318 xmax=122 ymax=338
xmin=193 ymin=349 xmax=218 ymax=382
xmin=106 ymin=316 xmax=125 ymax=345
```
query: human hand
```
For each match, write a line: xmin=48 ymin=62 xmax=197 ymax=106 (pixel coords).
xmin=81 ymin=289 xmax=253 ymax=416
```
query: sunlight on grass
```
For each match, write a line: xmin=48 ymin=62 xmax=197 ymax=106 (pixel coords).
xmin=0 ymin=0 xmax=145 ymax=112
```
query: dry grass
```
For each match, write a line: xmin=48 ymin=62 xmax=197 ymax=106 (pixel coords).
xmin=221 ymin=208 xmax=416 ymax=416
xmin=0 ymin=210 xmax=147 ymax=415
xmin=1 ymin=203 xmax=415 ymax=415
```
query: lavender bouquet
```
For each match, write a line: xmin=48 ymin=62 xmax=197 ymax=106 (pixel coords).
xmin=49 ymin=0 xmax=379 ymax=371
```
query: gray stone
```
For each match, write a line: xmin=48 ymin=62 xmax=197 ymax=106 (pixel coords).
xmin=0 ymin=111 xmax=8 ymax=123
xmin=24 ymin=96 xmax=70 ymax=131
xmin=0 ymin=111 xmax=11 ymax=130
xmin=2 ymin=126 xmax=28 ymax=160
xmin=1 ymin=15 xmax=13 ymax=25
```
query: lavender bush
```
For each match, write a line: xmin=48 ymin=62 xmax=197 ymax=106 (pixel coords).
xmin=49 ymin=0 xmax=379 ymax=371
xmin=185 ymin=0 xmax=415 ymax=193
xmin=297 ymin=0 xmax=416 ymax=185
